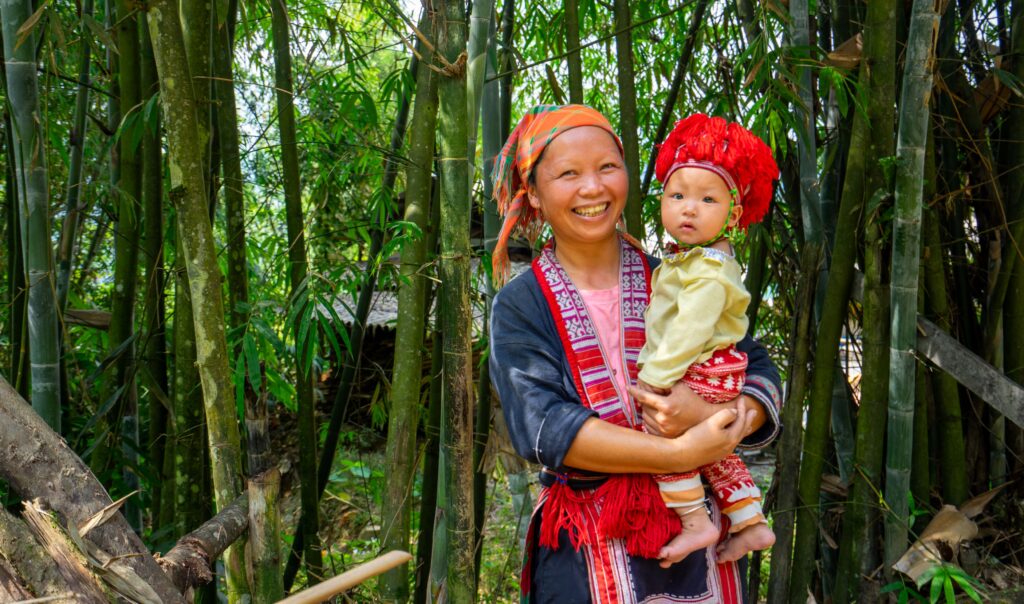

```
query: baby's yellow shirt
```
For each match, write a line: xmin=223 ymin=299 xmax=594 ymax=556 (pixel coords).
xmin=637 ymin=247 xmax=750 ymax=390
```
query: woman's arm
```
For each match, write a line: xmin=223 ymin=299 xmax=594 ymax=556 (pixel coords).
xmin=563 ymin=401 xmax=755 ymax=474
xmin=631 ymin=334 xmax=780 ymax=446
xmin=631 ymin=383 xmax=765 ymax=438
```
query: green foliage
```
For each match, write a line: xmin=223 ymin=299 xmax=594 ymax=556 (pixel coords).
xmin=882 ymin=564 xmax=986 ymax=604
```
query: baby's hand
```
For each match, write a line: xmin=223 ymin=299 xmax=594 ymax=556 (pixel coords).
xmin=636 ymin=379 xmax=671 ymax=396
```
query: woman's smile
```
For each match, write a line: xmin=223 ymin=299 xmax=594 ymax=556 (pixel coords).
xmin=573 ymin=202 xmax=611 ymax=217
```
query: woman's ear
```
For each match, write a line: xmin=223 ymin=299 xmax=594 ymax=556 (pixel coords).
xmin=527 ymin=184 xmax=541 ymax=210
xmin=728 ymin=205 xmax=744 ymax=228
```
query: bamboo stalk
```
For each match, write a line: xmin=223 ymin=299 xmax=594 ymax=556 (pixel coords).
xmin=835 ymin=188 xmax=891 ymax=601
xmin=789 ymin=0 xmax=823 ymax=243
xmin=275 ymin=551 xmax=412 ymax=604
xmin=885 ymin=0 xmax=941 ymax=568
xmin=564 ymin=0 xmax=583 ymax=103
xmin=472 ymin=6 xmax=500 ymax=584
xmin=613 ymin=0 xmax=644 ymax=240
xmin=436 ymin=0 xmax=475 ymax=597
xmin=1 ymin=0 xmax=62 ymax=431
xmin=380 ymin=6 xmax=438 ymax=601
xmin=144 ymin=0 xmax=247 ymax=595
xmin=140 ymin=21 xmax=170 ymax=524
xmin=56 ymin=0 xmax=95 ymax=311
xmin=268 ymin=0 xmax=321 ymax=584
xmin=214 ymin=0 xmax=249 ymax=331
xmin=766 ymin=242 xmax=821 ymax=604
xmin=414 ymin=329 xmax=443 ymax=604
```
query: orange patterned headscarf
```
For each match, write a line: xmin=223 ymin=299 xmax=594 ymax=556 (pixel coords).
xmin=491 ymin=104 xmax=624 ymax=287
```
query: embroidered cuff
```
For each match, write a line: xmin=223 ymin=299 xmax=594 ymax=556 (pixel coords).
xmin=739 ymin=374 xmax=781 ymax=450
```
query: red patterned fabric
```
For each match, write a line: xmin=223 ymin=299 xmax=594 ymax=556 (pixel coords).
xmin=531 ymin=236 xmax=680 ymax=559
xmin=682 ymin=345 xmax=747 ymax=404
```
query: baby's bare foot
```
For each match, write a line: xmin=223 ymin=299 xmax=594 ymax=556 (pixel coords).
xmin=657 ymin=508 xmax=719 ymax=568
xmin=716 ymin=523 xmax=775 ymax=563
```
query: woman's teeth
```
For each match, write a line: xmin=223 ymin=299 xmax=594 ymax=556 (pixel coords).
xmin=574 ymin=203 xmax=609 ymax=217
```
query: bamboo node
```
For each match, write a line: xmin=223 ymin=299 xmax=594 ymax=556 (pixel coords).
xmin=441 ymin=52 xmax=467 ymax=78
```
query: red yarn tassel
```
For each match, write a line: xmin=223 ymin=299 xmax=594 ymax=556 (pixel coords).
xmin=538 ymin=479 xmax=590 ymax=551
xmin=597 ymin=474 xmax=681 ymax=559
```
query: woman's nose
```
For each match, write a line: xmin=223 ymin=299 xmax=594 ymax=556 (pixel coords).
xmin=578 ymin=172 xmax=601 ymax=195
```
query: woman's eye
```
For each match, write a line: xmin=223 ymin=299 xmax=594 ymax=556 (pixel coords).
xmin=559 ymin=170 xmax=576 ymax=178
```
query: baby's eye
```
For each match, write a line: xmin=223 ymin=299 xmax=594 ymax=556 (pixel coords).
xmin=702 ymin=196 xmax=717 ymax=203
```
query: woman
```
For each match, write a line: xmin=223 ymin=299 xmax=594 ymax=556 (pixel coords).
xmin=489 ymin=105 xmax=782 ymax=603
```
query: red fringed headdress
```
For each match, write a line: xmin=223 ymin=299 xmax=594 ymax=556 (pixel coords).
xmin=654 ymin=114 xmax=778 ymax=230
xmin=491 ymin=104 xmax=625 ymax=287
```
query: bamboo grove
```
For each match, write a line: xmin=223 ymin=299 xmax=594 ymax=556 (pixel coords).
xmin=0 ymin=0 xmax=1022 ymax=600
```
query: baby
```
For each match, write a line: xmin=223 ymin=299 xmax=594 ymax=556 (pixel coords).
xmin=636 ymin=114 xmax=778 ymax=566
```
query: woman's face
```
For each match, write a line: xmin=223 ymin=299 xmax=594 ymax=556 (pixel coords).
xmin=526 ymin=126 xmax=628 ymax=248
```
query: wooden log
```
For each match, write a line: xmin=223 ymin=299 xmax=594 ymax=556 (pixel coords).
xmin=63 ymin=308 xmax=112 ymax=330
xmin=0 ymin=555 xmax=34 ymax=601
xmin=0 ymin=505 xmax=75 ymax=602
xmin=20 ymin=501 xmax=109 ymax=603
xmin=0 ymin=376 xmax=185 ymax=604
xmin=275 ymin=551 xmax=412 ymax=604
xmin=158 ymin=494 xmax=249 ymax=592
xmin=916 ymin=316 xmax=1024 ymax=429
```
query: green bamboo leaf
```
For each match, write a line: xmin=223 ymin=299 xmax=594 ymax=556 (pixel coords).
xmin=234 ymin=351 xmax=246 ymax=415
xmin=244 ymin=332 xmax=262 ymax=391
xmin=80 ymin=384 xmax=128 ymax=434
xmin=929 ymin=573 xmax=943 ymax=603
xmin=14 ymin=0 xmax=49 ymax=50
xmin=82 ymin=13 xmax=117 ymax=54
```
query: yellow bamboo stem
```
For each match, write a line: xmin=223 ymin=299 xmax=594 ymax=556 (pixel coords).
xmin=274 ymin=551 xmax=412 ymax=604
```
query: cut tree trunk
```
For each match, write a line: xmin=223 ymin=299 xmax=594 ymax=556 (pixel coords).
xmin=0 ymin=375 xmax=186 ymax=603
xmin=0 ymin=505 xmax=75 ymax=602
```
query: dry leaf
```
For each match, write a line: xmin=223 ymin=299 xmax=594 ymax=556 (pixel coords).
xmin=958 ymin=483 xmax=1007 ymax=519
xmin=893 ymin=505 xmax=978 ymax=583
xmin=827 ymin=33 xmax=863 ymax=69
xmin=78 ymin=491 xmax=137 ymax=538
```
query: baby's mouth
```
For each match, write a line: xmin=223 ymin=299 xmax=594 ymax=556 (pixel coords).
xmin=573 ymin=203 xmax=610 ymax=217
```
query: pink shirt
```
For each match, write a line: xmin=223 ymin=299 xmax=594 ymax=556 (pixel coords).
xmin=580 ymin=285 xmax=632 ymax=401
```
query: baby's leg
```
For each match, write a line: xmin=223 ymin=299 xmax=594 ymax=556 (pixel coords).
xmin=657 ymin=503 xmax=719 ymax=568
xmin=702 ymin=454 xmax=774 ymax=562
xmin=655 ymin=473 xmax=718 ymax=567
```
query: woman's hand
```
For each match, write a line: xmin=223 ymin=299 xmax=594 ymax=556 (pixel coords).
xmin=630 ymin=381 xmax=714 ymax=437
xmin=670 ymin=399 xmax=755 ymax=470
xmin=631 ymin=383 xmax=767 ymax=439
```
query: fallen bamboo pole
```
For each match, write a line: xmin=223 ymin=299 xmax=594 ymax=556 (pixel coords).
xmin=275 ymin=551 xmax=412 ymax=604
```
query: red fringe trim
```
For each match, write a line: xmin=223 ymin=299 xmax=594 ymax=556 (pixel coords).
xmin=538 ymin=479 xmax=591 ymax=551
xmin=597 ymin=474 xmax=681 ymax=558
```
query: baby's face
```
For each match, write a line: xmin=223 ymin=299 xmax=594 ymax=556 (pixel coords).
xmin=660 ymin=167 xmax=742 ymax=246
